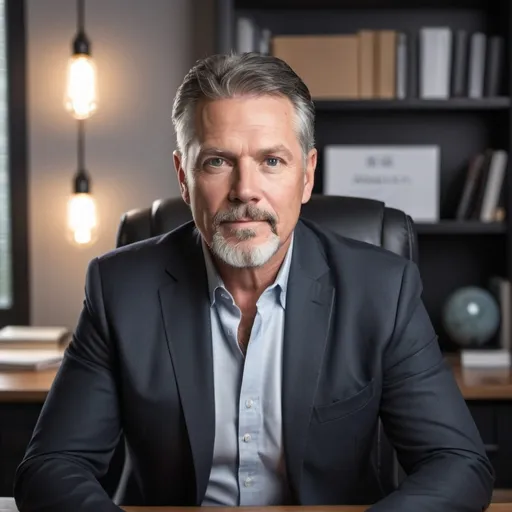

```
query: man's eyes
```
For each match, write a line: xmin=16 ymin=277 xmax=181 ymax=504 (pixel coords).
xmin=205 ymin=157 xmax=226 ymax=167
xmin=202 ymin=156 xmax=284 ymax=168
xmin=265 ymin=157 xmax=281 ymax=167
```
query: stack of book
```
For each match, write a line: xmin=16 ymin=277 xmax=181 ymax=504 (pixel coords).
xmin=271 ymin=30 xmax=398 ymax=100
xmin=419 ymin=28 xmax=504 ymax=100
xmin=455 ymin=149 xmax=508 ymax=222
xmin=0 ymin=326 xmax=71 ymax=371
xmin=235 ymin=17 xmax=505 ymax=101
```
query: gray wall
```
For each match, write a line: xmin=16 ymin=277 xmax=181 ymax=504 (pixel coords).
xmin=27 ymin=0 xmax=214 ymax=328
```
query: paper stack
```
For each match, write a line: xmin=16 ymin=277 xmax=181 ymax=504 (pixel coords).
xmin=0 ymin=325 xmax=71 ymax=371
xmin=0 ymin=349 xmax=64 ymax=371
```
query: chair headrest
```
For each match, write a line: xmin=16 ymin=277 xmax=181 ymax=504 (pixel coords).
xmin=116 ymin=194 xmax=417 ymax=263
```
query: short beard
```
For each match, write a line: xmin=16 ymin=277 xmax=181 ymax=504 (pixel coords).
xmin=210 ymin=203 xmax=280 ymax=268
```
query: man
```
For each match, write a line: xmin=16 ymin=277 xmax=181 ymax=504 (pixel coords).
xmin=14 ymin=52 xmax=494 ymax=511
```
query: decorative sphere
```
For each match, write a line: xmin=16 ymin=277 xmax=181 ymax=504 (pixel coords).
xmin=442 ymin=286 xmax=500 ymax=347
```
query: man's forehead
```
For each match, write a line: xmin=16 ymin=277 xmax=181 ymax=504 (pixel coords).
xmin=194 ymin=95 xmax=295 ymax=127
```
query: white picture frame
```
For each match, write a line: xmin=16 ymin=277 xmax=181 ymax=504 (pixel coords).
xmin=324 ymin=145 xmax=440 ymax=222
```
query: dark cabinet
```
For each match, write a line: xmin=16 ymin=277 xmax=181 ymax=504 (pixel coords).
xmin=469 ymin=401 xmax=512 ymax=488
xmin=0 ymin=399 xmax=511 ymax=497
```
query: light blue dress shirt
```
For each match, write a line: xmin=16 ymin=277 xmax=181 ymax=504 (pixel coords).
xmin=201 ymin=236 xmax=294 ymax=507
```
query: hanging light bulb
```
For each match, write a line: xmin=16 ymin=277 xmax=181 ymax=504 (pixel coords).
xmin=66 ymin=120 xmax=98 ymax=246
xmin=64 ymin=0 xmax=98 ymax=119
xmin=67 ymin=174 xmax=98 ymax=246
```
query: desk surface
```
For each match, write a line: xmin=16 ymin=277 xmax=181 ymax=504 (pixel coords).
xmin=448 ymin=360 xmax=512 ymax=400
xmin=0 ymin=370 xmax=56 ymax=403
xmin=0 ymin=358 xmax=511 ymax=403
xmin=0 ymin=501 xmax=511 ymax=512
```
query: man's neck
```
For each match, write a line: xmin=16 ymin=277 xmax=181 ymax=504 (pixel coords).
xmin=212 ymin=234 xmax=293 ymax=306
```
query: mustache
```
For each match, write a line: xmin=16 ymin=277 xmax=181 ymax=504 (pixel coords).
xmin=213 ymin=204 xmax=277 ymax=231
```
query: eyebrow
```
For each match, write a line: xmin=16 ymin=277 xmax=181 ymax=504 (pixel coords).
xmin=197 ymin=144 xmax=294 ymax=162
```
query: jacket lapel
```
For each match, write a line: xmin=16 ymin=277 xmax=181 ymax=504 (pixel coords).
xmin=158 ymin=225 xmax=215 ymax=505
xmin=283 ymin=221 xmax=335 ymax=501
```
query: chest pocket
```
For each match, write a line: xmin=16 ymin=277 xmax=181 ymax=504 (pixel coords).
xmin=314 ymin=379 xmax=375 ymax=423
xmin=306 ymin=379 xmax=378 ymax=472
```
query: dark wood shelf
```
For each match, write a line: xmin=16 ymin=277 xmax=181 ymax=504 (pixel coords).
xmin=236 ymin=0 xmax=487 ymax=8
xmin=416 ymin=221 xmax=507 ymax=235
xmin=314 ymin=98 xmax=510 ymax=112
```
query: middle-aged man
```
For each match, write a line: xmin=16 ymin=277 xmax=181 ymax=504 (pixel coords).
xmin=14 ymin=52 xmax=494 ymax=512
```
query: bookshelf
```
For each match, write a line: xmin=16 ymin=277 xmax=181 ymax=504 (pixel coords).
xmin=416 ymin=221 xmax=506 ymax=234
xmin=314 ymin=98 xmax=510 ymax=111
xmin=215 ymin=0 xmax=512 ymax=354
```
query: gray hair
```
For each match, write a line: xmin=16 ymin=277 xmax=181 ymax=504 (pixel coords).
xmin=171 ymin=51 xmax=315 ymax=170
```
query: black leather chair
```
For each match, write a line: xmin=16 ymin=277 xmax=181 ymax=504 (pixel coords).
xmin=111 ymin=194 xmax=415 ymax=503
xmin=116 ymin=194 xmax=418 ymax=264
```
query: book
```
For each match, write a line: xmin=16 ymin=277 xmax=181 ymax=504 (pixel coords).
xmin=0 ymin=325 xmax=71 ymax=350
xmin=419 ymin=27 xmax=452 ymax=99
xmin=376 ymin=30 xmax=397 ymax=99
xmin=461 ymin=349 xmax=511 ymax=368
xmin=396 ymin=32 xmax=407 ymax=99
xmin=0 ymin=349 xmax=64 ymax=371
xmin=469 ymin=149 xmax=494 ymax=219
xmin=451 ymin=30 xmax=468 ymax=97
xmin=484 ymin=35 xmax=504 ymax=97
xmin=480 ymin=150 xmax=508 ymax=222
xmin=468 ymin=32 xmax=486 ymax=98
xmin=358 ymin=30 xmax=376 ymax=99
xmin=455 ymin=153 xmax=485 ymax=220
xmin=236 ymin=17 xmax=256 ymax=53
xmin=272 ymin=35 xmax=359 ymax=99
xmin=489 ymin=276 xmax=511 ymax=351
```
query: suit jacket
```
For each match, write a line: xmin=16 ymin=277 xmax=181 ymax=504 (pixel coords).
xmin=14 ymin=219 xmax=494 ymax=512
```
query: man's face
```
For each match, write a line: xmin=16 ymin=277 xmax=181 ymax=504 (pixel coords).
xmin=174 ymin=95 xmax=316 ymax=268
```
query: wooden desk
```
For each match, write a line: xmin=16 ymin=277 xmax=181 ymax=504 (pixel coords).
xmin=0 ymin=370 xmax=56 ymax=403
xmin=1 ymin=358 xmax=511 ymax=405
xmin=0 ymin=500 xmax=511 ymax=512
xmin=0 ymin=359 xmax=511 ymax=493
xmin=448 ymin=358 xmax=512 ymax=400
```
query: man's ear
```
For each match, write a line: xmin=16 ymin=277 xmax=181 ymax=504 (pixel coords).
xmin=173 ymin=150 xmax=190 ymax=205
xmin=301 ymin=148 xmax=317 ymax=204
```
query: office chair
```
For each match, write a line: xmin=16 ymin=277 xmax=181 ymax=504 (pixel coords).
xmin=111 ymin=194 xmax=415 ymax=504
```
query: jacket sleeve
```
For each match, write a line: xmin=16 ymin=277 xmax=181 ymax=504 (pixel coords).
xmin=14 ymin=257 xmax=123 ymax=512
xmin=369 ymin=261 xmax=495 ymax=512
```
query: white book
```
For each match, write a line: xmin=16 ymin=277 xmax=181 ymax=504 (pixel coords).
xmin=236 ymin=17 xmax=255 ymax=53
xmin=468 ymin=32 xmax=487 ymax=98
xmin=0 ymin=349 xmax=64 ymax=371
xmin=461 ymin=349 xmax=511 ymax=369
xmin=480 ymin=150 xmax=508 ymax=221
xmin=259 ymin=28 xmax=272 ymax=54
xmin=419 ymin=27 xmax=452 ymax=99
xmin=0 ymin=325 xmax=70 ymax=343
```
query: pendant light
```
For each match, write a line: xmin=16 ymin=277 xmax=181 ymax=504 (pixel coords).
xmin=66 ymin=120 xmax=98 ymax=246
xmin=65 ymin=0 xmax=98 ymax=246
xmin=64 ymin=0 xmax=98 ymax=119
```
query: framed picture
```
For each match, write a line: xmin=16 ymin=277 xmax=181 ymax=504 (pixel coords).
xmin=324 ymin=145 xmax=440 ymax=222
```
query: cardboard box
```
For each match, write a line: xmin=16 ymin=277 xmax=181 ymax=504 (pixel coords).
xmin=272 ymin=35 xmax=359 ymax=99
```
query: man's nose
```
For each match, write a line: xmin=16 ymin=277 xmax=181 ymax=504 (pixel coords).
xmin=228 ymin=160 xmax=262 ymax=203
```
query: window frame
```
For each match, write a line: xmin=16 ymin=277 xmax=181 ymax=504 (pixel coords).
xmin=0 ymin=0 xmax=29 ymax=327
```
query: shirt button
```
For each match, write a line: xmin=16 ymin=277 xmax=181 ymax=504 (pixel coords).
xmin=243 ymin=433 xmax=251 ymax=442
xmin=245 ymin=399 xmax=253 ymax=409
xmin=244 ymin=477 xmax=253 ymax=487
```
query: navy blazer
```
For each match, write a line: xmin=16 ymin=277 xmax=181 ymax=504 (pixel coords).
xmin=14 ymin=219 xmax=494 ymax=511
